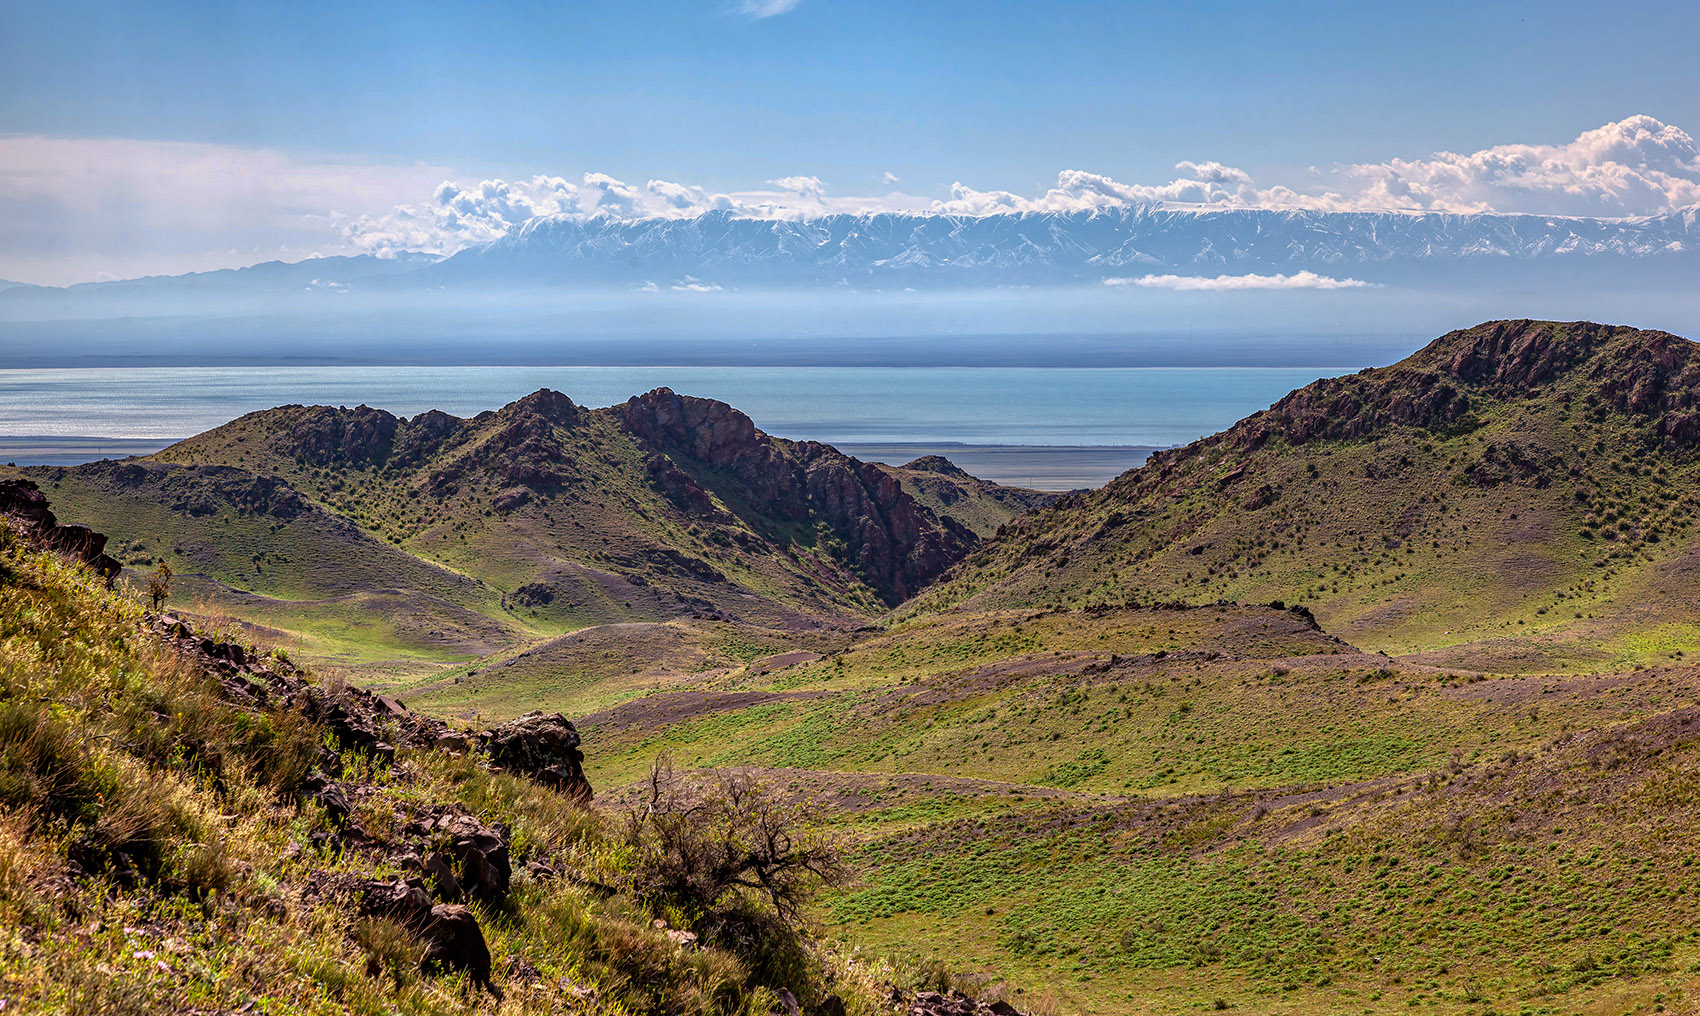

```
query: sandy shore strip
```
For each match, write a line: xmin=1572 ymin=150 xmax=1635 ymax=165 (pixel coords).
xmin=837 ymin=443 xmax=1161 ymax=490
xmin=0 ymin=436 xmax=178 ymax=466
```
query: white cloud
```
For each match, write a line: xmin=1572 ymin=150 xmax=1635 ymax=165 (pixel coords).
xmin=882 ymin=171 xmax=901 ymax=185
xmin=737 ymin=0 xmax=799 ymax=17
xmin=671 ymin=276 xmax=723 ymax=292
xmin=646 ymin=177 xmax=735 ymax=213
xmin=935 ymin=116 xmax=1700 ymax=219
xmin=341 ymin=175 xmax=581 ymax=255
xmin=767 ymin=175 xmax=826 ymax=199
xmin=1336 ymin=114 xmax=1700 ymax=216
xmin=1104 ymin=271 xmax=1376 ymax=291
xmin=933 ymin=165 xmax=1347 ymax=216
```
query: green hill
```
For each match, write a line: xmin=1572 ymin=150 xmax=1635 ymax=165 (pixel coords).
xmin=12 ymin=388 xmax=1039 ymax=675
xmin=876 ymin=456 xmax=1059 ymax=537
xmin=905 ymin=320 xmax=1700 ymax=671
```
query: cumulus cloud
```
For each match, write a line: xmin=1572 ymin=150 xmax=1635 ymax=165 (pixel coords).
xmin=1103 ymin=271 xmax=1376 ymax=291
xmin=341 ymin=175 xmax=581 ymax=255
xmin=1336 ymin=114 xmax=1700 ymax=216
xmin=767 ymin=175 xmax=827 ymax=200
xmin=933 ymin=117 xmax=1700 ymax=219
xmin=646 ymin=177 xmax=735 ymax=213
xmin=933 ymin=165 xmax=1346 ymax=216
xmin=346 ymin=172 xmax=741 ymax=253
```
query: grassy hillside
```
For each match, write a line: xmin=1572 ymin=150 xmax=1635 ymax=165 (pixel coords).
xmin=15 ymin=320 xmax=1700 ymax=1015
xmin=19 ymin=458 xmax=524 ymax=666
xmin=904 ymin=321 xmax=1700 ymax=671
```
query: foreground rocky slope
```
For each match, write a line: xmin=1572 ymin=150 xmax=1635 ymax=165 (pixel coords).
xmin=0 ymin=481 xmax=1037 ymax=1014
xmin=907 ymin=320 xmax=1700 ymax=669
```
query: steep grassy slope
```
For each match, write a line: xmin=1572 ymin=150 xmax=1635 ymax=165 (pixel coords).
xmin=905 ymin=320 xmax=1700 ymax=670
xmin=0 ymin=486 xmax=942 ymax=1016
xmin=19 ymin=459 xmax=523 ymax=664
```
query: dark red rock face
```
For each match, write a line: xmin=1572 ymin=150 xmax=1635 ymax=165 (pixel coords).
xmin=619 ymin=388 xmax=975 ymax=604
xmin=285 ymin=404 xmax=400 ymax=466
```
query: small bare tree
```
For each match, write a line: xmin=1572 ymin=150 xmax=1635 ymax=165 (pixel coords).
xmin=624 ymin=755 xmax=850 ymax=929
xmin=146 ymin=560 xmax=173 ymax=611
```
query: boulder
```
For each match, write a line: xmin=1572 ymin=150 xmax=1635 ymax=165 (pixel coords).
xmin=478 ymin=712 xmax=593 ymax=802
xmin=435 ymin=812 xmax=511 ymax=901
xmin=357 ymin=878 xmax=434 ymax=930
xmin=421 ymin=904 xmax=500 ymax=998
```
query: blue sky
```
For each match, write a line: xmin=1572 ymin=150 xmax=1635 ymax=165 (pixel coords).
xmin=2 ymin=0 xmax=1699 ymax=283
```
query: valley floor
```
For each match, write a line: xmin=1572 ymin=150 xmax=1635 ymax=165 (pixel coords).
xmin=362 ymin=604 xmax=1700 ymax=1016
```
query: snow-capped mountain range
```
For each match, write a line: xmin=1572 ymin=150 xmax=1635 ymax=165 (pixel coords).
xmin=443 ymin=204 xmax=1699 ymax=287
xmin=4 ymin=204 xmax=1697 ymax=318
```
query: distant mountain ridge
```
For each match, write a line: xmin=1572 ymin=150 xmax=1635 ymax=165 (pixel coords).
xmin=3 ymin=205 xmax=1696 ymax=310
xmin=443 ymin=204 xmax=1700 ymax=287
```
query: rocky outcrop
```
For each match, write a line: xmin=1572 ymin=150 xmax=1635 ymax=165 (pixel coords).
xmin=618 ymin=388 xmax=976 ymax=603
xmin=0 ymin=478 xmax=121 ymax=583
xmin=283 ymin=404 xmax=400 ymax=466
xmin=903 ymin=455 xmax=973 ymax=479
xmin=151 ymin=613 xmax=452 ymax=759
xmin=462 ymin=390 xmax=582 ymax=489
xmin=421 ymin=904 xmax=497 ymax=994
xmin=354 ymin=878 xmax=499 ymax=996
xmin=479 ymin=711 xmax=593 ymax=803
xmin=390 ymin=409 xmax=469 ymax=469
xmin=1232 ymin=320 xmax=1700 ymax=452
xmin=151 ymin=618 xmax=593 ymax=813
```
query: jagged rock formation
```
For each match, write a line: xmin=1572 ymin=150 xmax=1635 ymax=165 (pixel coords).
xmin=1225 ymin=319 xmax=1700 ymax=451
xmin=0 ymin=478 xmax=121 ymax=582
xmin=903 ymin=455 xmax=973 ymax=478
